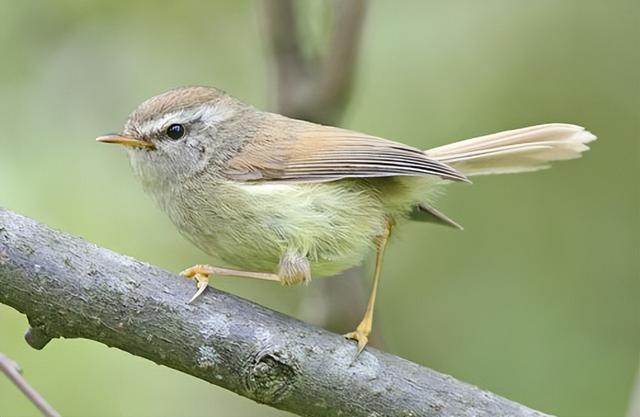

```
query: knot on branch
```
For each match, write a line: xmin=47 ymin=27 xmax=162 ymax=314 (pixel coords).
xmin=243 ymin=348 xmax=300 ymax=404
xmin=24 ymin=324 xmax=56 ymax=350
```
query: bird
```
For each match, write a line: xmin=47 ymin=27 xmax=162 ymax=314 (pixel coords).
xmin=97 ymin=86 xmax=595 ymax=353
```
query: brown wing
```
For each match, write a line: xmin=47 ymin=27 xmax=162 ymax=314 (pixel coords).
xmin=223 ymin=115 xmax=467 ymax=183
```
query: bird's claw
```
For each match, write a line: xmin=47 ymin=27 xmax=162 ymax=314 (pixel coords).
xmin=180 ymin=266 xmax=211 ymax=303
xmin=344 ymin=329 xmax=369 ymax=357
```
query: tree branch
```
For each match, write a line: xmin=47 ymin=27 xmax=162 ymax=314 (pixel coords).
xmin=0 ymin=208 xmax=551 ymax=416
xmin=0 ymin=353 xmax=61 ymax=417
xmin=627 ymin=358 xmax=640 ymax=417
xmin=262 ymin=0 xmax=366 ymax=124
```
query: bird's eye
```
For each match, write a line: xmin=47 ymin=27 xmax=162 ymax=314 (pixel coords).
xmin=166 ymin=124 xmax=185 ymax=140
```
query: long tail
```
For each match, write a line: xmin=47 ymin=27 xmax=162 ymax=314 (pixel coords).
xmin=425 ymin=123 xmax=596 ymax=176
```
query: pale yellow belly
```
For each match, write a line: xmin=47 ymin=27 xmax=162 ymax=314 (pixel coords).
xmin=154 ymin=176 xmax=441 ymax=277
xmin=166 ymin=180 xmax=387 ymax=276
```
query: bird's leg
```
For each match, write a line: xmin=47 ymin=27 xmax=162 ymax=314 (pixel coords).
xmin=278 ymin=251 xmax=312 ymax=286
xmin=180 ymin=264 xmax=280 ymax=303
xmin=344 ymin=221 xmax=393 ymax=355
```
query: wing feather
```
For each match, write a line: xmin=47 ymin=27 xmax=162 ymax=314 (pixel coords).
xmin=223 ymin=115 xmax=467 ymax=183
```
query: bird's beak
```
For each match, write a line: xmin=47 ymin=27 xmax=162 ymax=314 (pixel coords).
xmin=96 ymin=134 xmax=155 ymax=149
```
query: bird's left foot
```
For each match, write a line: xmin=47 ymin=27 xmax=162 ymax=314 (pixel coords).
xmin=180 ymin=265 xmax=213 ymax=303
xmin=180 ymin=264 xmax=283 ymax=303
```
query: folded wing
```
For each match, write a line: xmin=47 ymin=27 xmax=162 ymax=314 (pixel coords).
xmin=223 ymin=116 xmax=467 ymax=183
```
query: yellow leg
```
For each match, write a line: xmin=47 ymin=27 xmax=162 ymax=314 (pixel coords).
xmin=180 ymin=264 xmax=280 ymax=303
xmin=344 ymin=221 xmax=393 ymax=354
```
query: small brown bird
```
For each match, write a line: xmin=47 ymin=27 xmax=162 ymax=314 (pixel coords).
xmin=97 ymin=86 xmax=595 ymax=353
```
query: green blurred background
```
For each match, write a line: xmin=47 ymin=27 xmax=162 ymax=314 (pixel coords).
xmin=0 ymin=1 xmax=638 ymax=416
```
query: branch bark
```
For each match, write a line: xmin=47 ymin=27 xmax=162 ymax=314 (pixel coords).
xmin=0 ymin=208 xmax=551 ymax=417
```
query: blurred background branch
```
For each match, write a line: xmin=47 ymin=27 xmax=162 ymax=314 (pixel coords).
xmin=0 ymin=353 xmax=60 ymax=417
xmin=261 ymin=0 xmax=382 ymax=348
xmin=627 ymin=359 xmax=640 ymax=417
xmin=262 ymin=0 xmax=366 ymax=124
xmin=0 ymin=208 xmax=552 ymax=417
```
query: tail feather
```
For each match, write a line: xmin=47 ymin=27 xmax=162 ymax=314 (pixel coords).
xmin=425 ymin=123 xmax=596 ymax=176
